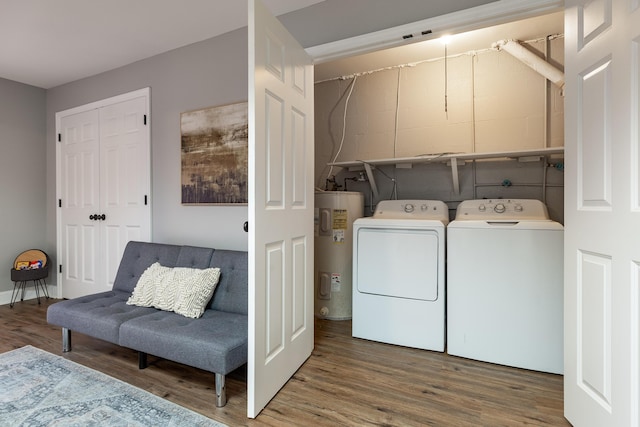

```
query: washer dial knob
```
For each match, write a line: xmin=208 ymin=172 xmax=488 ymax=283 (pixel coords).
xmin=494 ymin=203 xmax=506 ymax=213
xmin=404 ymin=204 xmax=415 ymax=213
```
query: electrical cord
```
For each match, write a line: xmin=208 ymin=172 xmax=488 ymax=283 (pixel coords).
xmin=326 ymin=76 xmax=358 ymax=182
xmin=369 ymin=163 xmax=398 ymax=200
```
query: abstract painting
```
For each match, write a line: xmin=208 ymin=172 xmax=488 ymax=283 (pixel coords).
xmin=181 ymin=102 xmax=248 ymax=204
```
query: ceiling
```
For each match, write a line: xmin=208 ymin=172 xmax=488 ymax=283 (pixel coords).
xmin=0 ymin=0 xmax=324 ymax=89
xmin=315 ymin=11 xmax=564 ymax=82
xmin=1 ymin=2 xmax=563 ymax=90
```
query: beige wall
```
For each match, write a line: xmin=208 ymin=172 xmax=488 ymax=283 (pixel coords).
xmin=315 ymin=37 xmax=565 ymax=222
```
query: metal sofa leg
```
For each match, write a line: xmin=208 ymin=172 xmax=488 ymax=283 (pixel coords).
xmin=138 ymin=352 xmax=148 ymax=369
xmin=215 ymin=373 xmax=226 ymax=407
xmin=62 ymin=328 xmax=71 ymax=352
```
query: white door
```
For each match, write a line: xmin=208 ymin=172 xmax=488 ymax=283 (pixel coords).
xmin=59 ymin=109 xmax=102 ymax=298
xmin=564 ymin=1 xmax=640 ymax=425
xmin=57 ymin=89 xmax=151 ymax=299
xmin=248 ymin=0 xmax=314 ymax=418
xmin=99 ymin=96 xmax=151 ymax=288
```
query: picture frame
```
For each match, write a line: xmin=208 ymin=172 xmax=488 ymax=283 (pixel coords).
xmin=180 ymin=101 xmax=248 ymax=205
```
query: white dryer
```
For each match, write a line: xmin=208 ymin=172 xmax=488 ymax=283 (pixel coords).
xmin=447 ymin=199 xmax=563 ymax=374
xmin=352 ymin=200 xmax=449 ymax=352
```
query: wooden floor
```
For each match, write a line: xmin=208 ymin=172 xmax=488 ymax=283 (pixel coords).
xmin=1 ymin=298 xmax=570 ymax=426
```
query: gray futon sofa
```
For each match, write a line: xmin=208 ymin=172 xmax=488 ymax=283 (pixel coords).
xmin=47 ymin=241 xmax=248 ymax=407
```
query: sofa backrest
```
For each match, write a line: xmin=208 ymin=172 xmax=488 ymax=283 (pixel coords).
xmin=208 ymin=250 xmax=248 ymax=315
xmin=113 ymin=242 xmax=183 ymax=293
xmin=112 ymin=241 xmax=248 ymax=315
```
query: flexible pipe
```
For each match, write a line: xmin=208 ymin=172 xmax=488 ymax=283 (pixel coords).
xmin=493 ymin=39 xmax=564 ymax=90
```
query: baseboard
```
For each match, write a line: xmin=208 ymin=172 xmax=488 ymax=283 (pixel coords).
xmin=0 ymin=285 xmax=57 ymax=306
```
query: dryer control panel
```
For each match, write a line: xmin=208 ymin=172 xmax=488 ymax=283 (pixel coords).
xmin=373 ymin=200 xmax=449 ymax=224
xmin=454 ymin=199 xmax=550 ymax=221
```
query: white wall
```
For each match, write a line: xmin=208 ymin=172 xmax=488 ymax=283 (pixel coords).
xmin=0 ymin=78 xmax=47 ymax=293
xmin=314 ymin=36 xmax=565 ymax=222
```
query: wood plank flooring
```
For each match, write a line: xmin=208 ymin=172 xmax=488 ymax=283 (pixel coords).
xmin=0 ymin=298 xmax=570 ymax=426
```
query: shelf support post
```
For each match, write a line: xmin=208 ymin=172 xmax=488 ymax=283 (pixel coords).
xmin=450 ymin=157 xmax=460 ymax=194
xmin=363 ymin=162 xmax=380 ymax=200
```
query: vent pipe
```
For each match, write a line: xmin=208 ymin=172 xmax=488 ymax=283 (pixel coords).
xmin=493 ymin=39 xmax=564 ymax=93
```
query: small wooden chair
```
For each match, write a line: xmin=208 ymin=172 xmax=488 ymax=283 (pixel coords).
xmin=10 ymin=249 xmax=50 ymax=308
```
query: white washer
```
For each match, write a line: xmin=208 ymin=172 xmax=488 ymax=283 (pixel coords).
xmin=352 ymin=200 xmax=449 ymax=351
xmin=447 ymin=199 xmax=563 ymax=374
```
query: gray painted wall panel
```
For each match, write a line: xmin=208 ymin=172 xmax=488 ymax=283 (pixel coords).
xmin=0 ymin=78 xmax=46 ymax=292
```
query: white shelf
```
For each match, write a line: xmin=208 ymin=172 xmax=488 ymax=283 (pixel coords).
xmin=327 ymin=147 xmax=564 ymax=196
xmin=328 ymin=147 xmax=564 ymax=168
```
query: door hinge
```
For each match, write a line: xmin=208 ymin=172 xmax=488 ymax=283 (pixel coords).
xmin=58 ymin=133 xmax=62 ymax=142
xmin=58 ymin=199 xmax=62 ymax=208
xmin=143 ymin=115 xmax=147 ymax=125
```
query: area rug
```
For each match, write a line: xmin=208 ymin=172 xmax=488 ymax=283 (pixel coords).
xmin=0 ymin=345 xmax=227 ymax=427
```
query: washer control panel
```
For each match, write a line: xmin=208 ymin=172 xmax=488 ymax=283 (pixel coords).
xmin=373 ymin=200 xmax=449 ymax=224
xmin=455 ymin=199 xmax=550 ymax=221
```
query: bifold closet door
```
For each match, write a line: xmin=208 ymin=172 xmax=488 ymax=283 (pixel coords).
xmin=59 ymin=93 xmax=150 ymax=299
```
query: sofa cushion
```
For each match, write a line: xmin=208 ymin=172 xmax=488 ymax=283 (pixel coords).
xmin=118 ymin=309 xmax=248 ymax=375
xmin=112 ymin=242 xmax=182 ymax=294
xmin=175 ymin=246 xmax=215 ymax=269
xmin=47 ymin=290 xmax=157 ymax=345
xmin=112 ymin=242 xmax=217 ymax=294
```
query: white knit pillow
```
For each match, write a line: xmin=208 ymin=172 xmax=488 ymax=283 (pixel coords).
xmin=127 ymin=263 xmax=221 ymax=319
xmin=171 ymin=267 xmax=221 ymax=318
xmin=127 ymin=262 xmax=172 ymax=307
xmin=151 ymin=268 xmax=181 ymax=311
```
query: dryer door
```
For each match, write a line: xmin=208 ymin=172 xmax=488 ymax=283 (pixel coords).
xmin=355 ymin=227 xmax=440 ymax=301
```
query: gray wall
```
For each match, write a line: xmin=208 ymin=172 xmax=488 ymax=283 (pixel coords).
xmin=0 ymin=78 xmax=46 ymax=293
xmin=45 ymin=29 xmax=250 ymax=275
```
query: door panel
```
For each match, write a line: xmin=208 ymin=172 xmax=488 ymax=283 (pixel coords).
xmin=579 ymin=57 xmax=612 ymax=208
xmin=59 ymin=109 xmax=102 ymax=298
xmin=248 ymin=0 xmax=314 ymax=417
xmin=565 ymin=1 xmax=640 ymax=425
xmin=578 ymin=250 xmax=612 ymax=407
xmin=264 ymin=92 xmax=285 ymax=206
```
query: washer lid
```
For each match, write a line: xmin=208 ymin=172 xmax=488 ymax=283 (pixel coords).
xmin=373 ymin=200 xmax=449 ymax=224
xmin=454 ymin=199 xmax=550 ymax=221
